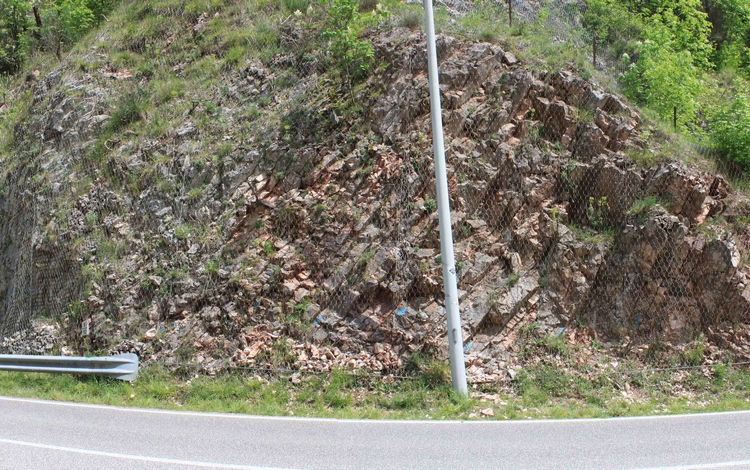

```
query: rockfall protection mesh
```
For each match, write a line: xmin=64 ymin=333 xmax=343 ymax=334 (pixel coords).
xmin=0 ymin=0 xmax=748 ymax=375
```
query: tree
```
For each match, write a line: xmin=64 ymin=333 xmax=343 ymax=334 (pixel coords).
xmin=0 ymin=0 xmax=31 ymax=74
xmin=621 ymin=19 xmax=706 ymax=127
xmin=586 ymin=0 xmax=714 ymax=70
xmin=0 ymin=0 xmax=111 ymax=75
xmin=708 ymin=0 xmax=750 ymax=74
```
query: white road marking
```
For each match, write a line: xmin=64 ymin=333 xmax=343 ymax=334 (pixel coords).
xmin=634 ymin=461 xmax=750 ymax=470
xmin=2 ymin=395 xmax=749 ymax=425
xmin=0 ymin=437 xmax=299 ymax=470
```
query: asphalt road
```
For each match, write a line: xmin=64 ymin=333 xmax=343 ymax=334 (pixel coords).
xmin=2 ymin=396 xmax=750 ymax=470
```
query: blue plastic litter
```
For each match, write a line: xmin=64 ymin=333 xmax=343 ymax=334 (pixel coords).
xmin=636 ymin=315 xmax=642 ymax=327
xmin=313 ymin=314 xmax=323 ymax=325
xmin=463 ymin=341 xmax=473 ymax=353
xmin=555 ymin=327 xmax=566 ymax=337
xmin=396 ymin=307 xmax=407 ymax=316
xmin=253 ymin=300 xmax=259 ymax=307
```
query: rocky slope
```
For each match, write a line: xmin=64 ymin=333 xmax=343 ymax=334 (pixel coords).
xmin=0 ymin=7 xmax=749 ymax=382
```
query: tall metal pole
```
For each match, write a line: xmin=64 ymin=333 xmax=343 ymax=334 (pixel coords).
xmin=423 ymin=0 xmax=468 ymax=396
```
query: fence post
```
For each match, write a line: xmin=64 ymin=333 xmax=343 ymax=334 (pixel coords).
xmin=508 ymin=0 xmax=513 ymax=27
xmin=592 ymin=33 xmax=597 ymax=68
xmin=673 ymin=106 xmax=678 ymax=131
xmin=423 ymin=0 xmax=468 ymax=396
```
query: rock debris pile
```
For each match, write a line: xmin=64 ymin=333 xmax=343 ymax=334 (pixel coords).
xmin=0 ymin=322 xmax=58 ymax=355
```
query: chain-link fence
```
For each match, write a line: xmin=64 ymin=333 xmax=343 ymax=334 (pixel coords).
xmin=0 ymin=0 xmax=748 ymax=385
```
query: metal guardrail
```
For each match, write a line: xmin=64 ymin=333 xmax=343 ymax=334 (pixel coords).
xmin=0 ymin=353 xmax=139 ymax=381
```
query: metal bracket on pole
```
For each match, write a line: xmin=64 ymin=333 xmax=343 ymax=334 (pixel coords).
xmin=423 ymin=0 xmax=468 ymax=396
xmin=0 ymin=353 xmax=139 ymax=382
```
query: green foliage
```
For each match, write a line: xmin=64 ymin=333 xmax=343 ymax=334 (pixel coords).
xmin=683 ymin=341 xmax=706 ymax=366
xmin=0 ymin=88 xmax=31 ymax=152
xmin=357 ymin=248 xmax=376 ymax=266
xmin=578 ymin=0 xmax=750 ymax=176
xmin=153 ymin=78 xmax=186 ymax=104
xmin=532 ymin=333 xmax=568 ymax=356
xmin=583 ymin=0 xmax=643 ymax=60
xmin=515 ymin=364 xmax=575 ymax=404
xmin=55 ymin=0 xmax=96 ymax=41
xmin=322 ymin=0 xmax=387 ymax=83
xmin=421 ymin=360 xmax=450 ymax=389
xmin=423 ymin=198 xmax=437 ymax=213
xmin=281 ymin=0 xmax=309 ymax=13
xmin=627 ymin=196 xmax=658 ymax=217
xmin=0 ymin=0 xmax=114 ymax=74
xmin=710 ymin=90 xmax=750 ymax=171
xmin=288 ymin=297 xmax=311 ymax=323
xmin=400 ymin=10 xmax=422 ymax=30
xmin=262 ymin=239 xmax=276 ymax=257
xmin=0 ymin=0 xmax=30 ymax=73
xmin=587 ymin=0 xmax=713 ymax=69
xmin=107 ymin=90 xmax=149 ymax=133
xmin=646 ymin=0 xmax=713 ymax=69
xmin=711 ymin=0 xmax=750 ymax=73
xmin=322 ymin=369 xmax=355 ymax=408
xmin=404 ymin=352 xmax=450 ymax=389
xmin=587 ymin=196 xmax=609 ymax=230
xmin=271 ymin=338 xmax=296 ymax=367
xmin=7 ymin=358 xmax=750 ymax=419
xmin=621 ymin=19 xmax=706 ymax=127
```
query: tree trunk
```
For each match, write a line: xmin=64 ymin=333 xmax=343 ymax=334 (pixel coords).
xmin=33 ymin=6 xmax=43 ymax=29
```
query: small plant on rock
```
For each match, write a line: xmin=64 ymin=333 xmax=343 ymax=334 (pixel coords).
xmin=587 ymin=196 xmax=609 ymax=230
xmin=423 ymin=198 xmax=437 ymax=213
xmin=683 ymin=337 xmax=707 ymax=366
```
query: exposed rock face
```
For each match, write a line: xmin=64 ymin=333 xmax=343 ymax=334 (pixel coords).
xmin=0 ymin=27 xmax=748 ymax=379
xmin=582 ymin=207 xmax=750 ymax=340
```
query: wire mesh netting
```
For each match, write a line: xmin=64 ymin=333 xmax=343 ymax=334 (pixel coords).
xmin=0 ymin=0 xmax=748 ymax=383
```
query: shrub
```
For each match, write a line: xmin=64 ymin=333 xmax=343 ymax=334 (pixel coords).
xmin=322 ymin=0 xmax=388 ymax=83
xmin=423 ymin=198 xmax=437 ymax=213
xmin=400 ymin=11 xmax=422 ymax=30
xmin=107 ymin=90 xmax=149 ymax=133
xmin=711 ymin=92 xmax=750 ymax=171
xmin=683 ymin=341 xmax=706 ymax=366
xmin=421 ymin=360 xmax=449 ymax=389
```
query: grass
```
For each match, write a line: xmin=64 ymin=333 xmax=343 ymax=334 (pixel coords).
xmin=0 ymin=365 xmax=472 ymax=419
xmin=569 ymin=223 xmax=618 ymax=244
xmin=107 ymin=90 xmax=150 ymax=133
xmin=2 ymin=360 xmax=750 ymax=420
xmin=1 ymin=0 xmax=749 ymax=423
xmin=627 ymin=196 xmax=659 ymax=215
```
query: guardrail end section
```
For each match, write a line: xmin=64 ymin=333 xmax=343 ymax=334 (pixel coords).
xmin=113 ymin=353 xmax=139 ymax=382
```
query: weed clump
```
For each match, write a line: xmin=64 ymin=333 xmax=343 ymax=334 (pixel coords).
xmin=107 ymin=90 xmax=149 ymax=133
